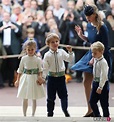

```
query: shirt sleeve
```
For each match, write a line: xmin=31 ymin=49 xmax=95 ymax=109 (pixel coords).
xmin=99 ymin=61 xmax=109 ymax=89
xmin=14 ymin=27 xmax=19 ymax=33
xmin=17 ymin=57 xmax=24 ymax=73
xmin=42 ymin=54 xmax=49 ymax=79
xmin=61 ymin=49 xmax=74 ymax=63
xmin=37 ymin=57 xmax=43 ymax=72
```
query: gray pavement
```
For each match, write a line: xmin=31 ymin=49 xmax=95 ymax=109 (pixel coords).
xmin=0 ymin=117 xmax=103 ymax=122
xmin=0 ymin=80 xmax=114 ymax=121
xmin=0 ymin=116 xmax=112 ymax=122
xmin=0 ymin=116 xmax=114 ymax=122
xmin=0 ymin=81 xmax=114 ymax=107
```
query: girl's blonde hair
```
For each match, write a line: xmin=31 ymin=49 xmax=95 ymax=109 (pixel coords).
xmin=45 ymin=32 xmax=60 ymax=45
xmin=20 ymin=39 xmax=37 ymax=56
xmin=91 ymin=41 xmax=105 ymax=52
xmin=23 ymin=39 xmax=37 ymax=48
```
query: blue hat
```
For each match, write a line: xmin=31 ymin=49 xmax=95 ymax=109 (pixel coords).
xmin=84 ymin=5 xmax=94 ymax=16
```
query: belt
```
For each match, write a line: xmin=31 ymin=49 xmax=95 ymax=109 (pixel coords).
xmin=48 ymin=71 xmax=65 ymax=77
xmin=94 ymin=77 xmax=100 ymax=82
xmin=23 ymin=68 xmax=39 ymax=74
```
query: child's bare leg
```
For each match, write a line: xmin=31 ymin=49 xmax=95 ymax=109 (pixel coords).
xmin=22 ymin=99 xmax=28 ymax=116
xmin=32 ymin=99 xmax=36 ymax=116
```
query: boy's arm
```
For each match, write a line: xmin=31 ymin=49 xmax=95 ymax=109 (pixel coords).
xmin=96 ymin=61 xmax=109 ymax=94
xmin=42 ymin=55 xmax=49 ymax=80
xmin=99 ymin=62 xmax=109 ymax=89
xmin=66 ymin=45 xmax=72 ymax=53
xmin=62 ymin=47 xmax=74 ymax=63
xmin=89 ymin=57 xmax=94 ymax=66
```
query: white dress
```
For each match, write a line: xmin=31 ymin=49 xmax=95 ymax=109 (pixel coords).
xmin=17 ymin=55 xmax=45 ymax=99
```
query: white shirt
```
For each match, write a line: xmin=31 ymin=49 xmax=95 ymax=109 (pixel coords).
xmin=93 ymin=56 xmax=109 ymax=89
xmin=2 ymin=4 xmax=11 ymax=13
xmin=53 ymin=8 xmax=65 ymax=20
xmin=3 ymin=21 xmax=19 ymax=46
xmin=43 ymin=48 xmax=74 ymax=78
xmin=3 ymin=21 xmax=12 ymax=46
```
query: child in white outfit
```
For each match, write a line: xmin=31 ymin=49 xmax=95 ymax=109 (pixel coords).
xmin=89 ymin=41 xmax=110 ymax=117
xmin=42 ymin=32 xmax=74 ymax=117
xmin=15 ymin=39 xmax=45 ymax=116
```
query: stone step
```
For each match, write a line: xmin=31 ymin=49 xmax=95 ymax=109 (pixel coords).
xmin=0 ymin=117 xmax=97 ymax=122
xmin=0 ymin=106 xmax=114 ymax=118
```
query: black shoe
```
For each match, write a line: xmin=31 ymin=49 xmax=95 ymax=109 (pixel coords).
xmin=47 ymin=112 xmax=53 ymax=117
xmin=0 ymin=84 xmax=5 ymax=89
xmin=83 ymin=112 xmax=94 ymax=117
xmin=9 ymin=83 xmax=14 ymax=87
xmin=64 ymin=111 xmax=70 ymax=117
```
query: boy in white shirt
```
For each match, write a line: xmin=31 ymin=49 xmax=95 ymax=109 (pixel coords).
xmin=43 ymin=32 xmax=74 ymax=117
xmin=89 ymin=41 xmax=110 ymax=117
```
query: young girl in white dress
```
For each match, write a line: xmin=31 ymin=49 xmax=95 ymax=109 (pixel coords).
xmin=15 ymin=39 xmax=45 ymax=117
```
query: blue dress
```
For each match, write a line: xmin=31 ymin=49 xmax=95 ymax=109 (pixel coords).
xmin=71 ymin=23 xmax=112 ymax=75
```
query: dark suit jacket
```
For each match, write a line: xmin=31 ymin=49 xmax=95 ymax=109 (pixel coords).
xmin=0 ymin=21 xmax=22 ymax=54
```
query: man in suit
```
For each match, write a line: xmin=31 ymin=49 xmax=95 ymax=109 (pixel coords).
xmin=0 ymin=12 xmax=22 ymax=87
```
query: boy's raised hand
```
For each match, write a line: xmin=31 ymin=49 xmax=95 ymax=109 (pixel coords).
xmin=66 ymin=45 xmax=72 ymax=52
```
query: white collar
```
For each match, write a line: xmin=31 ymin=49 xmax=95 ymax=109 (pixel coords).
xmin=49 ymin=49 xmax=59 ymax=54
xmin=95 ymin=55 xmax=104 ymax=61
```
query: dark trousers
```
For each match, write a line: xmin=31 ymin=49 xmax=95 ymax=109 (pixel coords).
xmin=47 ymin=76 xmax=68 ymax=116
xmin=1 ymin=46 xmax=19 ymax=85
xmin=89 ymin=81 xmax=110 ymax=117
xmin=0 ymin=72 xmax=3 ymax=85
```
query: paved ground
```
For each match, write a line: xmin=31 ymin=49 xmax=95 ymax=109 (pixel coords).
xmin=1 ymin=117 xmax=114 ymax=122
xmin=0 ymin=116 xmax=106 ymax=122
xmin=0 ymin=80 xmax=114 ymax=107
xmin=0 ymin=80 xmax=114 ymax=121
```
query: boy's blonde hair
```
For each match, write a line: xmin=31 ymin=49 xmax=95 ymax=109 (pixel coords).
xmin=26 ymin=27 xmax=35 ymax=34
xmin=45 ymin=32 xmax=60 ymax=45
xmin=91 ymin=41 xmax=105 ymax=52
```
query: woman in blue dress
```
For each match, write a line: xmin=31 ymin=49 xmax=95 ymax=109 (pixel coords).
xmin=71 ymin=4 xmax=112 ymax=117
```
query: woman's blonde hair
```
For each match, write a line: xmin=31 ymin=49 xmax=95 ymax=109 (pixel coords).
xmin=90 ymin=4 xmax=103 ymax=31
xmin=91 ymin=41 xmax=105 ymax=52
xmin=45 ymin=32 xmax=60 ymax=45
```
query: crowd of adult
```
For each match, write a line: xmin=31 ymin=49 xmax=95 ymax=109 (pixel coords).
xmin=0 ymin=0 xmax=114 ymax=88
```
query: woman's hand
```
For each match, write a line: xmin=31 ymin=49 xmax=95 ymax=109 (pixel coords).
xmin=75 ymin=25 xmax=88 ymax=42
xmin=75 ymin=25 xmax=83 ymax=37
